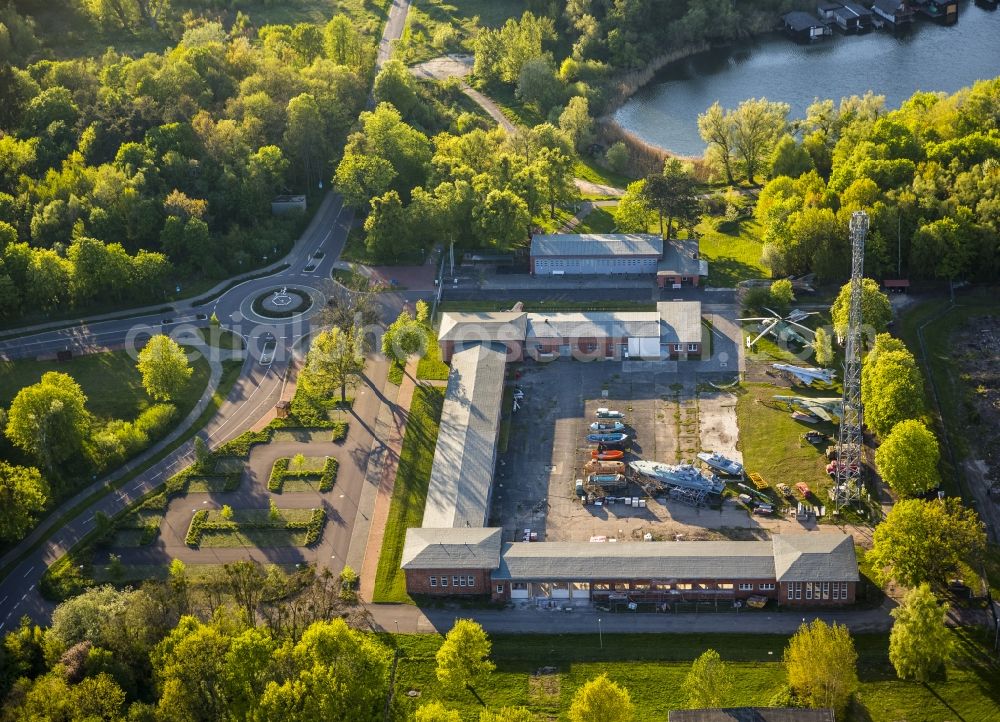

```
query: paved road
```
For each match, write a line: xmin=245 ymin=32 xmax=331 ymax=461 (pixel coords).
xmin=0 ymin=191 xmax=423 ymax=627
xmin=377 ymin=0 xmax=411 ymax=70
xmin=367 ymin=600 xmax=897 ymax=635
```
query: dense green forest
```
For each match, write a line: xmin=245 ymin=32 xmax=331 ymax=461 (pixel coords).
xmin=0 ymin=0 xmax=376 ymax=320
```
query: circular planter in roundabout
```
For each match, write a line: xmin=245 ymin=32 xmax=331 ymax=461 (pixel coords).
xmin=251 ymin=287 xmax=314 ymax=319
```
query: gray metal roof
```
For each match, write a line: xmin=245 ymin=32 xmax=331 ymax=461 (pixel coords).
xmin=658 ymin=301 xmax=703 ymax=345
xmin=526 ymin=312 xmax=661 ymax=340
xmin=438 ymin=312 xmax=527 ymax=343
xmin=669 ymin=709 xmax=835 ymax=722
xmin=772 ymin=533 xmax=859 ymax=582
xmin=401 ymin=527 xmax=503 ymax=570
xmin=656 ymin=237 xmax=704 ymax=277
xmin=421 ymin=343 xmax=506 ymax=529
xmin=531 ymin=234 xmax=663 ymax=258
xmin=493 ymin=541 xmax=777 ymax=581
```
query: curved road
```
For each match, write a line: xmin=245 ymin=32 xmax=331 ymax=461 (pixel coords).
xmin=0 ymin=191 xmax=424 ymax=626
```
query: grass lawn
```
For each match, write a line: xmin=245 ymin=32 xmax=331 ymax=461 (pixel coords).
xmin=331 ymin=266 xmax=376 ymax=292
xmin=197 ymin=326 xmax=245 ymax=351
xmin=735 ymin=383 xmax=835 ymax=504
xmin=388 ymin=361 xmax=406 ymax=386
xmin=573 ymin=207 xmax=617 ymax=234
xmin=573 ymin=158 xmax=635 ymax=191
xmin=372 ymin=386 xmax=446 ymax=602
xmin=696 ymin=218 xmax=769 ymax=288
xmin=0 ymin=349 xmax=208 ymax=423
xmin=389 ymin=630 xmax=1000 ymax=721
xmin=417 ymin=330 xmax=450 ymax=381
xmin=198 ymin=508 xmax=322 ymax=548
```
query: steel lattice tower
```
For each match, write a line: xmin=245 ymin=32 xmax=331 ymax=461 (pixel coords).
xmin=834 ymin=211 xmax=869 ymax=508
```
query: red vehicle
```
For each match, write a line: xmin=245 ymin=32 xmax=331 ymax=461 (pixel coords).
xmin=795 ymin=482 xmax=811 ymax=498
xmin=591 ymin=449 xmax=625 ymax=460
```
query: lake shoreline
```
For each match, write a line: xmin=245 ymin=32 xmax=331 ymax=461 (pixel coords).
xmin=597 ymin=41 xmax=718 ymax=169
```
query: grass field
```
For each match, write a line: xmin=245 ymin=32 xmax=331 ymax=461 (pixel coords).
xmin=0 ymin=348 xmax=209 ymax=423
xmin=417 ymin=329 xmax=450 ymax=381
xmin=573 ymin=159 xmax=634 ymax=192
xmin=735 ymin=383 xmax=835 ymax=503
xmin=197 ymin=326 xmax=245 ymax=351
xmin=388 ymin=629 xmax=1000 ymax=721
xmin=696 ymin=218 xmax=770 ymax=288
xmin=573 ymin=207 xmax=617 ymax=234
xmin=372 ymin=386 xmax=445 ymax=602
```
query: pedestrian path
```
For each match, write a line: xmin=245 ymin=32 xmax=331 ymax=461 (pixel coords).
xmin=356 ymin=358 xmax=420 ymax=601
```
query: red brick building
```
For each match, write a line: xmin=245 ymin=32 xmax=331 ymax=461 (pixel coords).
xmin=403 ymin=529 xmax=860 ymax=608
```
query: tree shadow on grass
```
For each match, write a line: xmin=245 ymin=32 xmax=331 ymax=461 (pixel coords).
xmin=707 ymin=256 xmax=768 ymax=288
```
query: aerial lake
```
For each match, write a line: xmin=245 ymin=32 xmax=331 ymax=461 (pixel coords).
xmin=614 ymin=2 xmax=1000 ymax=156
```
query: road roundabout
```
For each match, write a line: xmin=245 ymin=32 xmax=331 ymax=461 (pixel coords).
xmin=238 ymin=284 xmax=326 ymax=325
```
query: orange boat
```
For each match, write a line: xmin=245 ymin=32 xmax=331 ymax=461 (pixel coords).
xmin=591 ymin=449 xmax=624 ymax=460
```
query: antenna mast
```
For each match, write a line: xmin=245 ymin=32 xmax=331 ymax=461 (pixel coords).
xmin=834 ymin=211 xmax=868 ymax=510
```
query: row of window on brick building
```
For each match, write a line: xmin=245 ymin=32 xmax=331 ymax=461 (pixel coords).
xmin=429 ymin=575 xmax=478 ymax=588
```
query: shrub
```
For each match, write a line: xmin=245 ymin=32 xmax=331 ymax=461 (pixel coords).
xmin=305 ymin=508 xmax=327 ymax=546
xmin=185 ymin=510 xmax=208 ymax=547
xmin=214 ymin=429 xmax=270 ymax=457
xmin=268 ymin=457 xmax=290 ymax=492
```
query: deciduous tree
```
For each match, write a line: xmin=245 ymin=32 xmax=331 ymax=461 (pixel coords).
xmin=813 ymin=327 xmax=834 ymax=366
xmin=875 ymin=419 xmax=941 ymax=497
xmin=416 ymin=702 xmax=461 ymax=722
xmin=614 ymin=179 xmax=651 ymax=232
xmin=698 ymin=102 xmax=736 ymax=184
xmin=682 ymin=648 xmax=731 ymax=709
xmin=137 ymin=335 xmax=193 ymax=402
xmin=435 ymin=619 xmax=495 ymax=693
xmin=0 ymin=462 xmax=48 ymax=543
xmin=567 ymin=673 xmax=635 ymax=722
xmin=869 ymin=498 xmax=985 ymax=587
xmin=784 ymin=620 xmax=858 ymax=715
xmin=830 ymin=278 xmax=892 ymax=341
xmin=5 ymin=371 xmax=91 ymax=472
xmin=301 ymin=325 xmax=367 ymax=404
xmin=559 ymin=95 xmax=594 ymax=152
xmin=382 ymin=310 xmax=426 ymax=365
xmin=889 ymin=583 xmax=952 ymax=682
xmin=861 ymin=344 xmax=924 ymax=439
xmin=769 ymin=279 xmax=795 ymax=311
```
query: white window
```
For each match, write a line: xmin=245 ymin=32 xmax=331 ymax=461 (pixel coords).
xmin=822 ymin=582 xmax=830 ymax=600
xmin=739 ymin=583 xmax=753 ymax=591
xmin=441 ymin=576 xmax=448 ymax=587
xmin=759 ymin=583 xmax=775 ymax=591
xmin=717 ymin=583 xmax=733 ymax=590
xmin=512 ymin=582 xmax=527 ymax=590
xmin=805 ymin=583 xmax=813 ymax=600
xmin=788 ymin=582 xmax=801 ymax=600
xmin=688 ymin=343 xmax=699 ymax=352
xmin=430 ymin=576 xmax=437 ymax=587
xmin=673 ymin=344 xmax=682 ymax=352
xmin=496 ymin=585 xmax=504 ymax=595
xmin=459 ymin=576 xmax=466 ymax=587
xmin=467 ymin=576 xmax=475 ymax=587
xmin=833 ymin=583 xmax=840 ymax=600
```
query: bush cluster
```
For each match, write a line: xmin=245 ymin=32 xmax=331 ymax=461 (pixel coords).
xmin=268 ymin=457 xmax=339 ymax=493
xmin=304 ymin=509 xmax=327 ymax=547
xmin=185 ymin=510 xmax=209 ymax=547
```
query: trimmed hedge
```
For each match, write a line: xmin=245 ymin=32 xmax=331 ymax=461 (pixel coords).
xmin=305 ymin=508 xmax=326 ymax=546
xmin=185 ymin=509 xmax=209 ymax=547
xmin=268 ymin=457 xmax=339 ymax=493
xmin=186 ymin=507 xmax=326 ymax=547
xmin=215 ymin=420 xmax=348 ymax=459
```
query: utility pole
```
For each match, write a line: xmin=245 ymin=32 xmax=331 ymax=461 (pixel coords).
xmin=835 ymin=211 xmax=868 ymax=511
